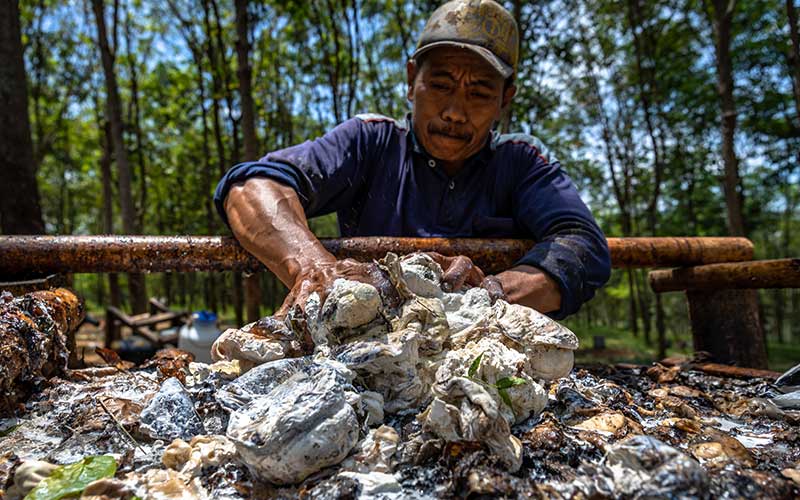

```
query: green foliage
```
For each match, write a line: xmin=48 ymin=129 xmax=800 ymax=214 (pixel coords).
xmin=0 ymin=418 xmax=19 ymax=437
xmin=24 ymin=455 xmax=117 ymax=500
xmin=468 ymin=352 xmax=483 ymax=378
xmin=495 ymin=377 xmax=528 ymax=390
xmin=466 ymin=353 xmax=527 ymax=414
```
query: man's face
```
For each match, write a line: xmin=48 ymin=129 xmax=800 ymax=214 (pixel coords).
xmin=407 ymin=47 xmax=516 ymax=172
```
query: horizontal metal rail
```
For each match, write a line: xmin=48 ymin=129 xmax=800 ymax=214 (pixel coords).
xmin=0 ymin=235 xmax=753 ymax=276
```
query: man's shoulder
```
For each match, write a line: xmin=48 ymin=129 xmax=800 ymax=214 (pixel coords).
xmin=491 ymin=131 xmax=558 ymax=166
xmin=353 ymin=113 xmax=410 ymax=133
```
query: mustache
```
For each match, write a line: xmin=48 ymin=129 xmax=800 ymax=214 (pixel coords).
xmin=428 ymin=123 xmax=472 ymax=141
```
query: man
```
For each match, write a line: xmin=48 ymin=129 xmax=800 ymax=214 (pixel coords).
xmin=214 ymin=0 xmax=610 ymax=319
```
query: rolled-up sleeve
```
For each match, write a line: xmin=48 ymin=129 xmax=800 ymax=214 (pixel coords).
xmin=511 ymin=148 xmax=611 ymax=319
xmin=214 ymin=118 xmax=371 ymax=227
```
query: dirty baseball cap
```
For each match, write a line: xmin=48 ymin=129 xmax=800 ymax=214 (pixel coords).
xmin=413 ymin=0 xmax=519 ymax=79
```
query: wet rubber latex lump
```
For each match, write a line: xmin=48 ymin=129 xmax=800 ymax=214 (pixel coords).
xmin=211 ymin=252 xmax=580 ymax=480
xmin=223 ymin=359 xmax=365 ymax=485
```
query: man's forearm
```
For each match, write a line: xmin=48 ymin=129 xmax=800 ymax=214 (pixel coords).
xmin=224 ymin=177 xmax=335 ymax=287
xmin=496 ymin=265 xmax=562 ymax=313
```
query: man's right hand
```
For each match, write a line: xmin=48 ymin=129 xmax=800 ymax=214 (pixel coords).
xmin=225 ymin=178 xmax=399 ymax=318
xmin=276 ymin=258 xmax=401 ymax=317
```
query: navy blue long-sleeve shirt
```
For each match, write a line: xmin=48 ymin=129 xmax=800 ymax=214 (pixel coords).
xmin=214 ymin=113 xmax=611 ymax=318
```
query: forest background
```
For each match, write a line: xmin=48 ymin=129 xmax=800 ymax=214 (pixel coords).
xmin=1 ymin=0 xmax=799 ymax=368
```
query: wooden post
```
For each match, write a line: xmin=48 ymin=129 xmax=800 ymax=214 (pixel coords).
xmin=685 ymin=289 xmax=768 ymax=369
xmin=649 ymin=259 xmax=799 ymax=368
xmin=232 ymin=272 xmax=244 ymax=327
xmin=105 ymin=307 xmax=118 ymax=348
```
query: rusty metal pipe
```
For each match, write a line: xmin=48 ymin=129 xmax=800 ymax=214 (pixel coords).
xmin=0 ymin=235 xmax=754 ymax=276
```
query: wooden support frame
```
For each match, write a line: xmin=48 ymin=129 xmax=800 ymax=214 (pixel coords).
xmin=684 ymin=289 xmax=767 ymax=368
xmin=105 ymin=298 xmax=188 ymax=348
xmin=648 ymin=258 xmax=800 ymax=369
xmin=649 ymin=258 xmax=800 ymax=292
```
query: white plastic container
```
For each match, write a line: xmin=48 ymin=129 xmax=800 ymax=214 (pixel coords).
xmin=178 ymin=311 xmax=220 ymax=364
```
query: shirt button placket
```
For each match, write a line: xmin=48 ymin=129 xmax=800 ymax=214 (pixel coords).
xmin=444 ymin=179 xmax=456 ymax=225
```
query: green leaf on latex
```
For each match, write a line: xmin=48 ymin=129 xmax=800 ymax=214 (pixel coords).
xmin=24 ymin=455 xmax=117 ymax=500
xmin=495 ymin=376 xmax=527 ymax=390
xmin=0 ymin=422 xmax=19 ymax=437
xmin=498 ymin=388 xmax=513 ymax=409
xmin=468 ymin=353 xmax=483 ymax=378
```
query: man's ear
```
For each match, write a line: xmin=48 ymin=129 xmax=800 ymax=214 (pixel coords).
xmin=406 ymin=60 xmax=418 ymax=101
xmin=501 ymin=84 xmax=517 ymax=110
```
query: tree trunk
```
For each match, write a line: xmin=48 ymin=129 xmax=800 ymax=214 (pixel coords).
xmin=123 ymin=11 xmax=147 ymax=231
xmin=792 ymin=289 xmax=800 ymax=343
xmin=636 ymin=270 xmax=652 ymax=346
xmin=234 ymin=0 xmax=262 ymax=321
xmin=687 ymin=289 xmax=768 ymax=368
xmin=192 ymin=46 xmax=219 ymax=313
xmin=163 ymin=272 xmax=173 ymax=306
xmin=787 ymin=0 xmax=800 ymax=123
xmin=99 ymin=121 xmax=121 ymax=308
xmin=707 ymin=0 xmax=746 ymax=236
xmin=775 ymin=185 xmax=796 ymax=342
xmin=774 ymin=288 xmax=785 ymax=343
xmin=0 ymin=0 xmax=46 ymax=236
xmin=499 ymin=0 xmax=522 ymax=132
xmin=200 ymin=0 xmax=227 ymax=178
xmin=177 ymin=272 xmax=187 ymax=307
xmin=627 ymin=0 xmax=668 ymax=356
xmin=704 ymin=0 xmax=765 ymax=354
xmin=579 ymin=26 xmax=640 ymax=339
xmin=233 ymin=272 xmax=244 ymax=327
xmin=626 ymin=269 xmax=639 ymax=337
xmin=91 ymin=0 xmax=147 ymax=313
xmin=234 ymin=0 xmax=258 ymax=160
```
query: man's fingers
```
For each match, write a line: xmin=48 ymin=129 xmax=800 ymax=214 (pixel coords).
xmin=367 ymin=264 xmax=402 ymax=308
xmin=464 ymin=265 xmax=485 ymax=287
xmin=275 ymin=287 xmax=297 ymax=318
xmin=481 ymin=275 xmax=506 ymax=303
xmin=276 ymin=274 xmax=323 ymax=319
xmin=441 ymin=255 xmax=484 ymax=292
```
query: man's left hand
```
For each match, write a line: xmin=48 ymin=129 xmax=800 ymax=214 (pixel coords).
xmin=495 ymin=265 xmax=562 ymax=313
xmin=424 ymin=252 xmax=506 ymax=302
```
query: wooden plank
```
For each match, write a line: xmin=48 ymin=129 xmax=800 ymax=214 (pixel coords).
xmin=134 ymin=326 xmax=160 ymax=345
xmin=131 ymin=311 xmax=186 ymax=327
xmin=0 ymin=235 xmax=755 ymax=275
xmin=106 ymin=305 xmax=134 ymax=327
xmin=149 ymin=297 xmax=170 ymax=314
xmin=650 ymin=258 xmax=800 ymax=292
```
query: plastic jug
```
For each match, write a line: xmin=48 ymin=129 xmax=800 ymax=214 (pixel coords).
xmin=178 ymin=311 xmax=220 ymax=363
